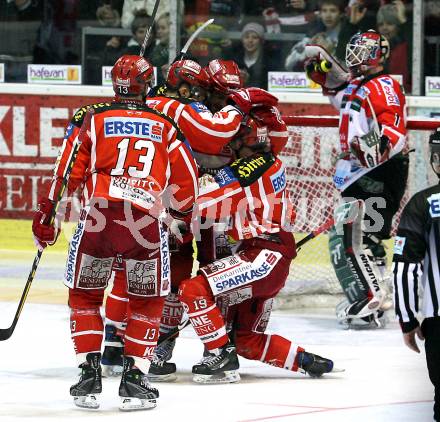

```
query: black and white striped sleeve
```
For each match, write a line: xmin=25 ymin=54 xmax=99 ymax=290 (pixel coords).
xmin=392 ymin=193 xmax=427 ymax=333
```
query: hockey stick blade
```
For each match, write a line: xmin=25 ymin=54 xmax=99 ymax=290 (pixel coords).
xmin=0 ymin=250 xmax=42 ymax=341
xmin=0 ymin=109 xmax=94 ymax=341
xmin=173 ymin=18 xmax=215 ymax=63
xmin=139 ymin=0 xmax=161 ymax=57
xmin=181 ymin=18 xmax=214 ymax=55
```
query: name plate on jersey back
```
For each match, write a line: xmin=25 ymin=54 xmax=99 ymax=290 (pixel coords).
xmin=104 ymin=117 xmax=164 ymax=141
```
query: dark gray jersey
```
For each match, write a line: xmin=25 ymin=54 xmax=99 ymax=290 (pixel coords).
xmin=392 ymin=183 xmax=440 ymax=332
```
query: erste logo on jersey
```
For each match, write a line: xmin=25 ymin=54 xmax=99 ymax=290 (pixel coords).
xmin=215 ymin=167 xmax=237 ymax=187
xmin=379 ymin=77 xmax=400 ymax=107
xmin=190 ymin=102 xmax=209 ymax=113
xmin=428 ymin=193 xmax=440 ymax=218
xmin=270 ymin=166 xmax=286 ymax=193
xmin=104 ymin=117 xmax=164 ymax=141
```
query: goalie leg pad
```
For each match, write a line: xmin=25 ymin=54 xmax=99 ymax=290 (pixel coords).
xmin=329 ymin=200 xmax=386 ymax=319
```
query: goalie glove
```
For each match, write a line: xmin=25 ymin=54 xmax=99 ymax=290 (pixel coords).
xmin=351 ymin=132 xmax=390 ymax=168
xmin=304 ymin=45 xmax=350 ymax=95
xmin=228 ymin=88 xmax=278 ymax=115
xmin=32 ymin=197 xmax=61 ymax=251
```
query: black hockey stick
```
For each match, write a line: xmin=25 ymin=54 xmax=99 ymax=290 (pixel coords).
xmin=156 ymin=217 xmax=336 ymax=344
xmin=0 ymin=109 xmax=94 ymax=341
xmin=296 ymin=216 xmax=335 ymax=249
xmin=139 ymin=0 xmax=161 ymax=57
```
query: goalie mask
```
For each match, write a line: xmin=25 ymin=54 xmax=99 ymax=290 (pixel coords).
xmin=345 ymin=30 xmax=390 ymax=75
xmin=231 ymin=117 xmax=269 ymax=152
xmin=111 ymin=55 xmax=154 ymax=97
xmin=429 ymin=128 xmax=440 ymax=178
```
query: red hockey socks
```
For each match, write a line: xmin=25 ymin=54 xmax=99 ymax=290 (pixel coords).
xmin=178 ymin=275 xmax=229 ymax=350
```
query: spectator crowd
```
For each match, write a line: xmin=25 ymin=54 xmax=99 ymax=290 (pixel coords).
xmin=1 ymin=0 xmax=440 ymax=93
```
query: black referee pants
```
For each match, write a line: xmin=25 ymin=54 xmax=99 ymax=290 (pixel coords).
xmin=422 ymin=317 xmax=440 ymax=421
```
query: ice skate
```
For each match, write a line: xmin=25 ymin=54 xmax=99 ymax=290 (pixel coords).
xmin=147 ymin=338 xmax=177 ymax=382
xmin=336 ymin=298 xmax=387 ymax=329
xmin=119 ymin=356 xmax=159 ymax=411
xmin=70 ymin=352 xmax=102 ymax=409
xmin=192 ymin=342 xmax=240 ymax=384
xmin=101 ymin=325 xmax=124 ymax=377
xmin=297 ymin=351 xmax=335 ymax=378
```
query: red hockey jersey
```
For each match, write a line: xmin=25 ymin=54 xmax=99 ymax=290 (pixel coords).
xmin=196 ymin=153 xmax=295 ymax=241
xmin=49 ymin=101 xmax=198 ymax=214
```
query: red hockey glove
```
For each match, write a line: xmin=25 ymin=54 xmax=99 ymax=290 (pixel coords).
xmin=168 ymin=208 xmax=193 ymax=245
xmin=32 ymin=197 xmax=60 ymax=251
xmin=251 ymin=105 xmax=285 ymax=131
xmin=228 ymin=88 xmax=278 ymax=115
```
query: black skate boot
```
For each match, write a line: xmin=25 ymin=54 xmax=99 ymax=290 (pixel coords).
xmin=70 ymin=352 xmax=102 ymax=409
xmin=101 ymin=325 xmax=124 ymax=377
xmin=119 ymin=356 xmax=159 ymax=411
xmin=192 ymin=342 xmax=240 ymax=384
xmin=297 ymin=351 xmax=334 ymax=378
xmin=148 ymin=338 xmax=177 ymax=382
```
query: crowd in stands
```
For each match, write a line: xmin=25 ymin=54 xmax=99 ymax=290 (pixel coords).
xmin=0 ymin=0 xmax=439 ymax=93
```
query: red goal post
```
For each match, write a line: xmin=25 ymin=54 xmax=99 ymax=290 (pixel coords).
xmin=274 ymin=115 xmax=440 ymax=309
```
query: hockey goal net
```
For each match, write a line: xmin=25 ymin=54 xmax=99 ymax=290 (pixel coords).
xmin=276 ymin=116 xmax=440 ymax=309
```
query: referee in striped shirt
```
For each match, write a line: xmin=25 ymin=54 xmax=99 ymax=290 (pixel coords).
xmin=393 ymin=128 xmax=440 ymax=421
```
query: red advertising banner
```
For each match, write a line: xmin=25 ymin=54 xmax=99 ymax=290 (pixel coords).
xmin=0 ymin=93 xmax=110 ymax=219
xmin=0 ymin=89 xmax=332 ymax=219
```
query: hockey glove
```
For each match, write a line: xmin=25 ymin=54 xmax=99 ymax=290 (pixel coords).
xmin=351 ymin=131 xmax=390 ymax=168
xmin=168 ymin=208 xmax=193 ymax=245
xmin=251 ymin=105 xmax=285 ymax=131
xmin=228 ymin=88 xmax=278 ymax=115
xmin=32 ymin=197 xmax=60 ymax=251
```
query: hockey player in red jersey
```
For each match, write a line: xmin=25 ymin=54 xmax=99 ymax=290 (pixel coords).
xmin=178 ymin=117 xmax=336 ymax=383
xmin=32 ymin=55 xmax=198 ymax=410
xmin=305 ymin=30 xmax=408 ymax=327
xmin=101 ymin=58 xmax=284 ymax=381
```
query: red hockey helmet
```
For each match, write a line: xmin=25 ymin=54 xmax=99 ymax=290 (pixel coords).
xmin=232 ymin=117 xmax=269 ymax=151
xmin=111 ymin=55 xmax=154 ymax=97
xmin=345 ymin=30 xmax=390 ymax=74
xmin=205 ymin=59 xmax=242 ymax=94
xmin=166 ymin=59 xmax=211 ymax=90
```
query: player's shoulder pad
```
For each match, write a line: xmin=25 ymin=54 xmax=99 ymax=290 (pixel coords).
xmin=228 ymin=152 xmax=276 ymax=187
xmin=189 ymin=101 xmax=210 ymax=114
xmin=71 ymin=102 xmax=112 ymax=127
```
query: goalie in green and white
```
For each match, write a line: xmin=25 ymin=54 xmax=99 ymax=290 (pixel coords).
xmin=329 ymin=200 xmax=391 ymax=328
xmin=304 ymin=31 xmax=408 ymax=327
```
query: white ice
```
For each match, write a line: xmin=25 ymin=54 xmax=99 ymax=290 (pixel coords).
xmin=0 ymin=254 xmax=434 ymax=422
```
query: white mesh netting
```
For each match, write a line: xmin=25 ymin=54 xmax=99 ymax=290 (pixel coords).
xmin=274 ymin=116 xmax=438 ymax=309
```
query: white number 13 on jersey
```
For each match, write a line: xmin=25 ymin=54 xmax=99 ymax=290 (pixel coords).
xmin=110 ymin=138 xmax=155 ymax=178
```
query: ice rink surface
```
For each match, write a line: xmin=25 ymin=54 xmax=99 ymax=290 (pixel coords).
xmin=0 ymin=251 xmax=435 ymax=422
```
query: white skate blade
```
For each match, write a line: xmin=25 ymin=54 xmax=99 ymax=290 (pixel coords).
xmin=330 ymin=367 xmax=345 ymax=373
xmin=192 ymin=370 xmax=240 ymax=384
xmin=119 ymin=397 xmax=157 ymax=411
xmin=73 ymin=394 xmax=100 ymax=409
xmin=102 ymin=364 xmax=123 ymax=378
xmin=147 ymin=373 xmax=178 ymax=382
